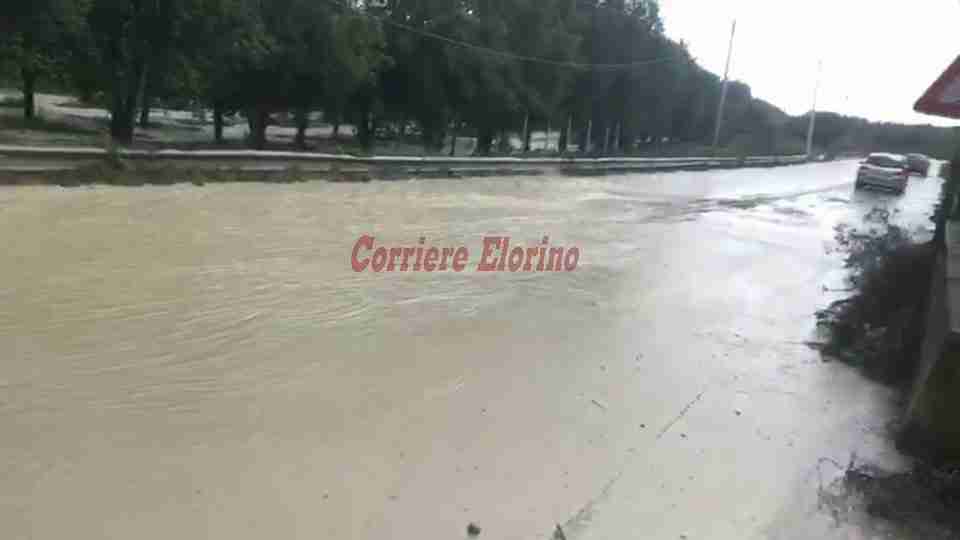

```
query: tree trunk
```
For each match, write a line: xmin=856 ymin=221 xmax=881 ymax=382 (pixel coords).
xmin=368 ymin=114 xmax=379 ymax=152
xmin=247 ymin=107 xmax=268 ymax=150
xmin=110 ymin=105 xmax=136 ymax=144
xmin=585 ymin=119 xmax=593 ymax=154
xmin=109 ymin=56 xmax=145 ymax=145
xmin=476 ymin=128 xmax=494 ymax=156
xmin=110 ymin=86 xmax=137 ymax=144
xmin=497 ymin=131 xmax=511 ymax=154
xmin=213 ymin=101 xmax=224 ymax=144
xmin=332 ymin=114 xmax=341 ymax=141
xmin=138 ymin=96 xmax=151 ymax=128
xmin=21 ymin=67 xmax=36 ymax=120
xmin=448 ymin=118 xmax=458 ymax=157
xmin=522 ymin=113 xmax=531 ymax=153
xmin=138 ymin=63 xmax=151 ymax=128
xmin=295 ymin=107 xmax=309 ymax=149
xmin=357 ymin=106 xmax=373 ymax=150
xmin=20 ymin=30 xmax=36 ymax=120
xmin=559 ymin=117 xmax=570 ymax=153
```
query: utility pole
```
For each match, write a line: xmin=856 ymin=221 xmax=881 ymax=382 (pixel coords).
xmin=806 ymin=60 xmax=823 ymax=158
xmin=586 ymin=119 xmax=593 ymax=154
xmin=522 ymin=112 xmax=530 ymax=153
xmin=712 ymin=19 xmax=737 ymax=149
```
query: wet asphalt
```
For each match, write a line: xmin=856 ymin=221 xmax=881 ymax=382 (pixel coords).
xmin=0 ymin=159 xmax=944 ymax=540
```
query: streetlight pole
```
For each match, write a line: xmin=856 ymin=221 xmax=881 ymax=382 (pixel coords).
xmin=712 ymin=19 xmax=737 ymax=149
xmin=806 ymin=60 xmax=823 ymax=158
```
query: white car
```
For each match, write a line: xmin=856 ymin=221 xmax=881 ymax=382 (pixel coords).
xmin=855 ymin=153 xmax=909 ymax=194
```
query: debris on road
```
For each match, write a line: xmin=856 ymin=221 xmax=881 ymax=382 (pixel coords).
xmin=656 ymin=389 xmax=707 ymax=440
xmin=816 ymin=214 xmax=934 ymax=385
xmin=467 ymin=523 xmax=482 ymax=537
xmin=591 ymin=398 xmax=608 ymax=410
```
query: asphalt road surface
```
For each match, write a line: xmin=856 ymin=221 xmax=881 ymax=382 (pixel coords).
xmin=0 ymin=160 xmax=944 ymax=539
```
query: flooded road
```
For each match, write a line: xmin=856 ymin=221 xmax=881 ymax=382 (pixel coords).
xmin=0 ymin=161 xmax=943 ymax=539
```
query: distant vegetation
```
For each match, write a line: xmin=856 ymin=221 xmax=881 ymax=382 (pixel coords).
xmin=1 ymin=0 xmax=955 ymax=157
xmin=786 ymin=112 xmax=959 ymax=160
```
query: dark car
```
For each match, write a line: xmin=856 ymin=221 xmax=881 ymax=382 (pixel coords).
xmin=906 ymin=153 xmax=931 ymax=176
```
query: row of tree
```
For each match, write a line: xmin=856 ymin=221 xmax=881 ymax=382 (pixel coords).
xmin=1 ymin=0 xmax=954 ymax=157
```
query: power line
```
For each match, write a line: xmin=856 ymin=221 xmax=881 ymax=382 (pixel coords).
xmin=323 ymin=0 xmax=680 ymax=71
xmin=377 ymin=16 xmax=676 ymax=71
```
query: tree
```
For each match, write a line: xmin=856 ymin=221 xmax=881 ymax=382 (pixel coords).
xmin=504 ymin=0 xmax=580 ymax=150
xmin=84 ymin=0 xmax=191 ymax=143
xmin=183 ymin=0 xmax=275 ymax=144
xmin=331 ymin=10 xmax=388 ymax=150
xmin=0 ymin=0 xmax=84 ymax=119
xmin=378 ymin=0 xmax=465 ymax=150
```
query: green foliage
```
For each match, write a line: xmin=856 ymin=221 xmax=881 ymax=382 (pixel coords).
xmin=783 ymin=112 xmax=956 ymax=159
xmin=0 ymin=0 xmax=87 ymax=117
xmin=2 ymin=0 xmax=955 ymax=155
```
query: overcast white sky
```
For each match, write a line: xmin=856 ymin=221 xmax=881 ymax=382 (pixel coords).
xmin=658 ymin=0 xmax=960 ymax=126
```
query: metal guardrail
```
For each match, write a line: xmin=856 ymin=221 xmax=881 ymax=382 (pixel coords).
xmin=0 ymin=145 xmax=810 ymax=175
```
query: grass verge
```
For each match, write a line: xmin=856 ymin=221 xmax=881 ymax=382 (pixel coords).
xmin=0 ymin=114 xmax=97 ymax=135
xmin=43 ymin=160 xmax=319 ymax=187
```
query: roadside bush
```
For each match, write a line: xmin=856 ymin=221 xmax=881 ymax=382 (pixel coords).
xmin=816 ymin=211 xmax=935 ymax=385
xmin=825 ymin=461 xmax=960 ymax=538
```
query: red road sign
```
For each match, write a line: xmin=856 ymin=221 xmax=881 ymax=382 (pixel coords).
xmin=915 ymin=55 xmax=960 ymax=118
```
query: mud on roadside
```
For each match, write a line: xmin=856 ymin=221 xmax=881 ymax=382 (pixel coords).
xmin=813 ymin=188 xmax=960 ymax=538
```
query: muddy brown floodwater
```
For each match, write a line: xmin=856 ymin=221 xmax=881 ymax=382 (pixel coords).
xmin=0 ymin=161 xmax=944 ymax=539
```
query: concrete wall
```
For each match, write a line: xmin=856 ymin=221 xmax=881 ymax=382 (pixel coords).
xmin=0 ymin=144 xmax=809 ymax=177
xmin=904 ymin=223 xmax=960 ymax=461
